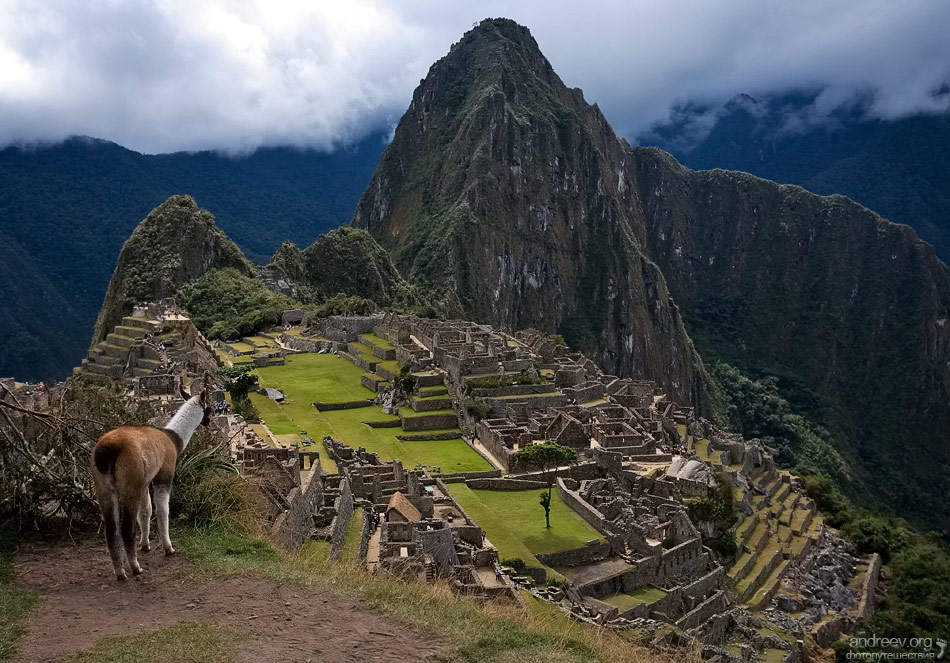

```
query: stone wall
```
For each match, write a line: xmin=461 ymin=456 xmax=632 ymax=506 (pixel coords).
xmin=675 ymin=590 xmax=730 ymax=631
xmin=556 ymin=477 xmax=609 ymax=534
xmin=436 ymin=469 xmax=503 ymax=483
xmin=279 ymin=334 xmax=333 ymax=353
xmin=535 ymin=540 xmax=610 ymax=567
xmin=329 ymin=476 xmax=355 ymax=561
xmin=399 ymin=412 xmax=458 ymax=430
xmin=466 ymin=478 xmax=547 ymax=490
xmin=313 ymin=399 xmax=375 ymax=411
xmin=852 ymin=553 xmax=882 ymax=621
xmin=271 ymin=458 xmax=324 ymax=550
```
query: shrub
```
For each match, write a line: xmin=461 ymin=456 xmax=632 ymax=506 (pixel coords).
xmin=170 ymin=429 xmax=264 ymax=529
xmin=464 ymin=397 xmax=492 ymax=420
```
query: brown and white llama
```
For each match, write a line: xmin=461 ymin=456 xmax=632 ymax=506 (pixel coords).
xmin=91 ymin=381 xmax=212 ymax=580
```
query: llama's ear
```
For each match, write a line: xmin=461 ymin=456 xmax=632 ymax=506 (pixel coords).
xmin=179 ymin=380 xmax=190 ymax=401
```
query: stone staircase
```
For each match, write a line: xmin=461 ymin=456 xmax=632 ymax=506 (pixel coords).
xmin=77 ymin=316 xmax=162 ymax=379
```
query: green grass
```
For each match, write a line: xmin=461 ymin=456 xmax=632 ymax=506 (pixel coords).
xmin=256 ymin=353 xmax=374 ymax=403
xmin=447 ymin=486 xmax=602 ymax=570
xmin=399 ymin=407 xmax=456 ymax=418
xmin=597 ymin=586 xmax=667 ymax=612
xmin=360 ymin=333 xmax=395 ymax=350
xmin=0 ymin=531 xmax=40 ymax=662
xmin=171 ymin=525 xmax=652 ymax=663
xmin=341 ymin=510 xmax=365 ymax=564
xmin=300 ymin=539 xmax=332 ymax=564
xmin=69 ymin=622 xmax=245 ymax=663
xmin=250 ymin=354 xmax=489 ymax=473
xmin=228 ymin=342 xmax=255 ymax=353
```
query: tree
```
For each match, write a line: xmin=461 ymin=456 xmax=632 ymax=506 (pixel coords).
xmin=217 ymin=365 xmax=259 ymax=400
xmin=514 ymin=442 xmax=578 ymax=528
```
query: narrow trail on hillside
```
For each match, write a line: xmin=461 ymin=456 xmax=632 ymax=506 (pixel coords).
xmin=13 ymin=535 xmax=444 ymax=662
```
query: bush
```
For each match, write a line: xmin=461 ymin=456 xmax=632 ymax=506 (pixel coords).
xmin=177 ymin=268 xmax=298 ymax=340
xmin=501 ymin=558 xmax=528 ymax=574
xmin=711 ymin=362 xmax=847 ymax=481
xmin=231 ymin=396 xmax=259 ymax=422
xmin=170 ymin=429 xmax=264 ymax=529
xmin=464 ymin=397 xmax=492 ymax=420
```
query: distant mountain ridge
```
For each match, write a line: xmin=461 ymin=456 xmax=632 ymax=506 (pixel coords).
xmin=0 ymin=134 xmax=385 ymax=381
xmin=638 ymin=92 xmax=950 ymax=262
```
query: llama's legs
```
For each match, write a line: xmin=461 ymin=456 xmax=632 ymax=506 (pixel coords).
xmin=119 ymin=494 xmax=143 ymax=576
xmin=154 ymin=483 xmax=175 ymax=555
xmin=138 ymin=488 xmax=152 ymax=552
xmin=103 ymin=495 xmax=129 ymax=580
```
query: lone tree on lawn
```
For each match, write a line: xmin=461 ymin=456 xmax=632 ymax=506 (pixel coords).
xmin=514 ymin=441 xmax=578 ymax=528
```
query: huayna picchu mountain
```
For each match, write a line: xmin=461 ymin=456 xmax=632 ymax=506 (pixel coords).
xmin=352 ymin=19 xmax=714 ymax=415
xmin=351 ymin=18 xmax=950 ymax=529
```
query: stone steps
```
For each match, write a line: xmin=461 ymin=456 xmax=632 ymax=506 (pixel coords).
xmin=97 ymin=342 xmax=129 ymax=359
xmin=106 ymin=332 xmax=137 ymax=349
xmin=114 ymin=325 xmax=147 ymax=338
xmin=749 ymin=559 xmax=790 ymax=610
xmin=121 ymin=316 xmax=160 ymax=330
xmin=83 ymin=361 xmax=122 ymax=378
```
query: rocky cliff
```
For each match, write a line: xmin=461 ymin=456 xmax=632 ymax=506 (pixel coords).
xmin=351 ymin=18 xmax=950 ymax=528
xmin=634 ymin=150 xmax=950 ymax=524
xmin=90 ymin=195 xmax=253 ymax=347
xmin=352 ymin=18 xmax=712 ymax=410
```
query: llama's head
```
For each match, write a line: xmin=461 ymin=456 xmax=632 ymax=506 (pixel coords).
xmin=178 ymin=374 xmax=214 ymax=426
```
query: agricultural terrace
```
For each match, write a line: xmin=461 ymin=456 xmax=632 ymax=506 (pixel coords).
xmin=249 ymin=353 xmax=492 ymax=473
xmin=447 ymin=484 xmax=603 ymax=576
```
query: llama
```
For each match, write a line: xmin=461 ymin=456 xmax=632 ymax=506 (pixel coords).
xmin=91 ymin=381 xmax=211 ymax=580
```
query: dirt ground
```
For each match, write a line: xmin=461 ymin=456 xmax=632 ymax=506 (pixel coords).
xmin=13 ymin=535 xmax=445 ymax=662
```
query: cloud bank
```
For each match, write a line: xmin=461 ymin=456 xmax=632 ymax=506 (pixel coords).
xmin=0 ymin=0 xmax=947 ymax=153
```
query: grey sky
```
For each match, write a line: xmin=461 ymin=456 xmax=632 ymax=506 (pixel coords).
xmin=1 ymin=0 xmax=947 ymax=154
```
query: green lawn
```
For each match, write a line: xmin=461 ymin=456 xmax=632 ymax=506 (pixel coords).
xmin=360 ymin=333 xmax=395 ymax=350
xmin=447 ymin=485 xmax=602 ymax=567
xmin=598 ymin=586 xmax=667 ymax=611
xmin=257 ymin=353 xmax=374 ymax=403
xmin=250 ymin=354 xmax=490 ymax=473
xmin=341 ymin=510 xmax=365 ymax=564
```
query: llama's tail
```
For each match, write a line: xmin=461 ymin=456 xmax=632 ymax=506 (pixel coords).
xmin=93 ymin=440 xmax=122 ymax=476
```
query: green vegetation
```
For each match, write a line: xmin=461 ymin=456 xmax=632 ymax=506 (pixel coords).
xmin=598 ymin=586 xmax=667 ymax=612
xmin=177 ymin=267 xmax=298 ymax=340
xmin=341 ymin=510 xmax=365 ymax=564
xmin=217 ymin=365 xmax=259 ymax=400
xmin=711 ymin=362 xmax=846 ymax=482
xmin=311 ymin=292 xmax=377 ymax=317
xmin=464 ymin=396 xmax=492 ymax=420
xmin=803 ymin=476 xmax=950 ymax=654
xmin=250 ymin=354 xmax=490 ymax=473
xmin=0 ymin=530 xmax=39 ymax=662
xmin=69 ymin=622 xmax=245 ymax=663
xmin=447 ymin=485 xmax=601 ymax=569
xmin=256 ymin=353 xmax=373 ymax=403
xmin=683 ymin=475 xmax=738 ymax=557
xmin=172 ymin=524 xmax=663 ymax=663
xmin=513 ymin=442 xmax=579 ymax=528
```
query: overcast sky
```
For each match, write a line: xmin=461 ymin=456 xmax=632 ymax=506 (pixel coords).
xmin=1 ymin=0 xmax=948 ymax=154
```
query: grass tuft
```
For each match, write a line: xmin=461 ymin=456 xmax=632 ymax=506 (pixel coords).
xmin=0 ymin=530 xmax=39 ymax=662
xmin=68 ymin=622 xmax=245 ymax=663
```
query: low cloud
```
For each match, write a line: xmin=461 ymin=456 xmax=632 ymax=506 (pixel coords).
xmin=0 ymin=0 xmax=947 ymax=153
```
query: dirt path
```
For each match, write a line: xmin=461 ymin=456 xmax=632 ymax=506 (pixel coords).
xmin=13 ymin=536 xmax=444 ymax=662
